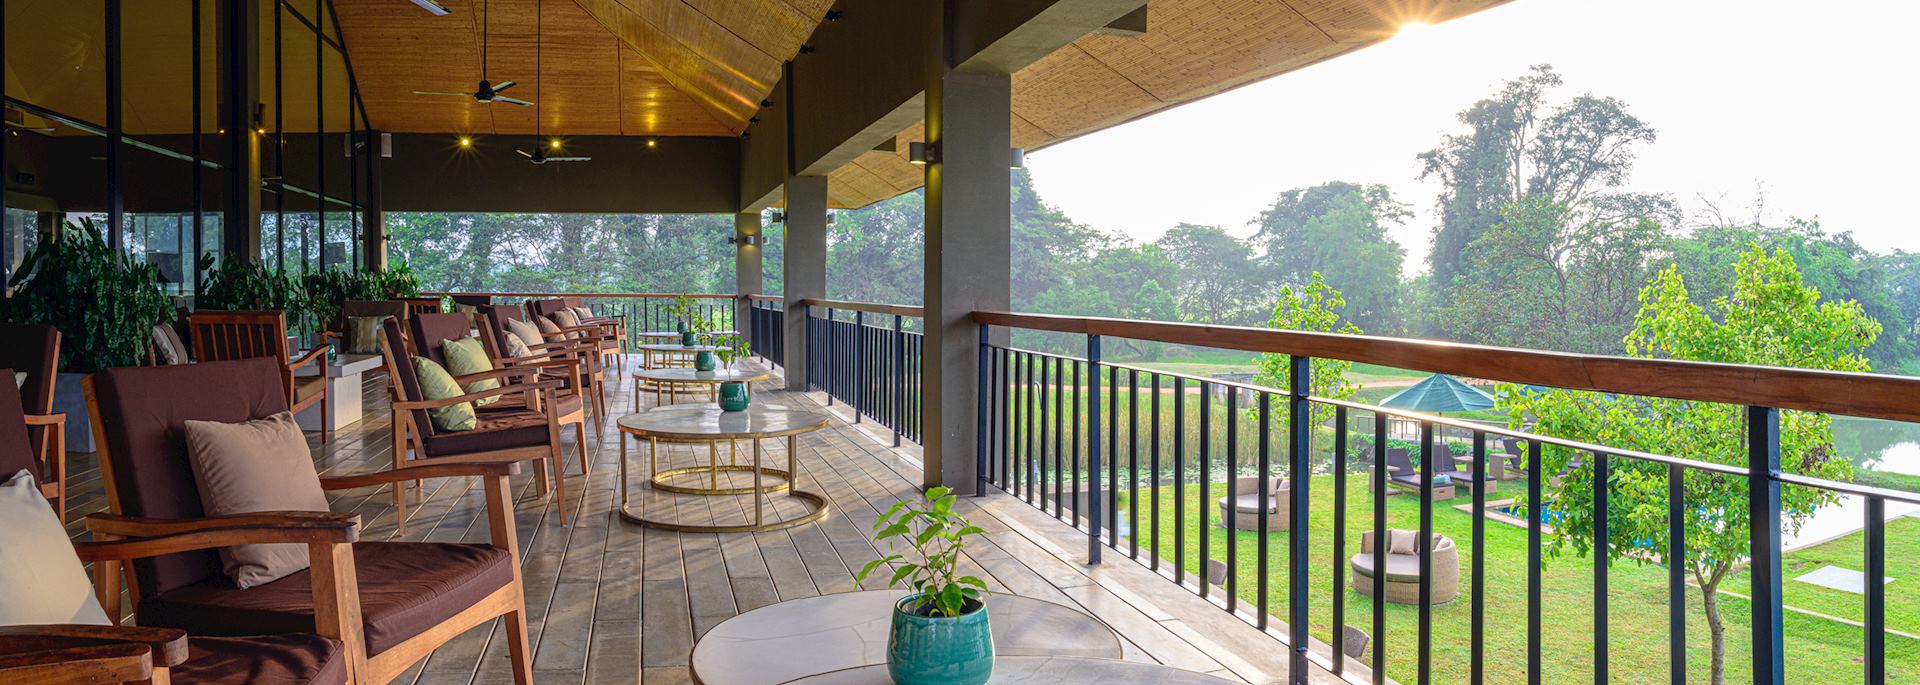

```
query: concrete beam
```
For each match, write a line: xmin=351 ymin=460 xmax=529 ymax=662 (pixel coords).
xmin=734 ymin=211 xmax=764 ymax=342
xmin=782 ymin=176 xmax=827 ymax=391
xmin=378 ymin=134 xmax=740 ymax=214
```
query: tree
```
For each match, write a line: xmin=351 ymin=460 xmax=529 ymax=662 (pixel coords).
xmin=1251 ymin=182 xmax=1409 ymax=333
xmin=1253 ymin=273 xmax=1362 ymax=443
xmin=1498 ymin=246 xmax=1876 ymax=685
xmin=1420 ymin=65 xmax=1661 ymax=319
xmin=1156 ymin=223 xmax=1266 ymax=325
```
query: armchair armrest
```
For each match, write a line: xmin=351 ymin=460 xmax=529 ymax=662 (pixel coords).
xmin=86 ymin=511 xmax=360 ymax=538
xmin=391 ymin=380 xmax=561 ymax=410
xmin=0 ymin=641 xmax=155 ymax=681
xmin=290 ymin=344 xmax=331 ymax=371
xmin=0 ymin=625 xmax=188 ymax=667
xmin=319 ymin=457 xmax=524 ymax=490
xmin=77 ymin=512 xmax=361 ymax=561
xmin=22 ymin=412 xmax=64 ymax=427
xmin=451 ymin=367 xmax=540 ymax=385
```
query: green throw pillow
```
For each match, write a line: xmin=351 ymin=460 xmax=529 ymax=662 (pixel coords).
xmin=411 ymin=356 xmax=476 ymax=432
xmin=442 ymin=336 xmax=501 ymax=406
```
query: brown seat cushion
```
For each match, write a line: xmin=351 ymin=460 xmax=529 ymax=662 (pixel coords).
xmin=421 ymin=407 xmax=553 ymax=458
xmin=138 ymin=541 xmax=513 ymax=656
xmin=294 ymin=376 xmax=327 ymax=405
xmin=480 ymin=389 xmax=583 ymax=419
xmin=174 ymin=634 xmax=347 ymax=685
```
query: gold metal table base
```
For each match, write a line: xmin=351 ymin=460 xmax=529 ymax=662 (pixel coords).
xmin=618 ymin=431 xmax=829 ymax=533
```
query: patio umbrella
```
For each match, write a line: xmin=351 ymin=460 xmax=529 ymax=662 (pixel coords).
xmin=1379 ymin=373 xmax=1495 ymax=413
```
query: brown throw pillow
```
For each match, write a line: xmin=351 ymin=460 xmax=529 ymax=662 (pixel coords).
xmin=183 ymin=412 xmax=331 ymax=589
xmin=346 ymin=315 xmax=385 ymax=355
xmin=507 ymin=317 xmax=546 ymax=349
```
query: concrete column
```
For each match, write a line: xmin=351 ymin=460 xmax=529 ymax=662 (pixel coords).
xmin=922 ymin=68 xmax=1012 ymax=491
xmin=220 ymin=0 xmax=262 ymax=263
xmin=734 ymin=211 xmax=764 ymax=342
xmin=782 ymin=176 xmax=828 ymax=391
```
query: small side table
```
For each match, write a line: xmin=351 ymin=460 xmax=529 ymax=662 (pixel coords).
xmin=293 ymin=353 xmax=384 ymax=431
xmin=617 ymin=404 xmax=830 ymax=533
xmin=781 ymin=656 xmax=1237 ymax=684
xmin=632 ymin=367 xmax=770 ymax=407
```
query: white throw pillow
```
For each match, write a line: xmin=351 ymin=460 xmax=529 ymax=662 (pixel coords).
xmin=0 ymin=469 xmax=110 ymax=625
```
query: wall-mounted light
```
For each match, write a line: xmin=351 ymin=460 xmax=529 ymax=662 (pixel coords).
xmin=728 ymin=235 xmax=761 ymax=246
xmin=1009 ymin=147 xmax=1026 ymax=169
xmin=646 ymin=139 xmax=658 ymax=148
xmin=768 ymin=210 xmax=787 ymax=224
xmin=908 ymin=141 xmax=937 ymax=165
xmin=798 ymin=44 xmax=816 ymax=55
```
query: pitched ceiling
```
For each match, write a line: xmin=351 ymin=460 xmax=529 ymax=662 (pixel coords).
xmin=331 ymin=0 xmax=832 ymax=137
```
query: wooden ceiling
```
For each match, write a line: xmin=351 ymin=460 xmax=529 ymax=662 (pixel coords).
xmin=821 ymin=0 xmax=1512 ymax=208
xmin=331 ymin=0 xmax=831 ymax=137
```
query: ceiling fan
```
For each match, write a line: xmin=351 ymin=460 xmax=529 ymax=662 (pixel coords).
xmin=411 ymin=0 xmax=530 ymax=106
xmin=516 ymin=0 xmax=589 ymax=164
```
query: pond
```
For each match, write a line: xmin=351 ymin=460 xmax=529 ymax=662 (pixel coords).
xmin=1834 ymin=416 xmax=1920 ymax=480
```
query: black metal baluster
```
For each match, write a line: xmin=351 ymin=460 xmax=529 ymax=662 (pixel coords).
xmin=1866 ymin=495 xmax=1885 ymax=685
xmin=1226 ymin=388 xmax=1239 ymax=612
xmin=1472 ymin=431 xmax=1486 ymax=685
xmin=1038 ymin=353 xmax=1050 ymax=509
xmin=1129 ymin=369 xmax=1140 ymax=560
xmin=1527 ymin=439 xmax=1542 ymax=685
xmin=1595 ymin=451 xmax=1610 ymax=685
xmin=1748 ymin=406 xmax=1784 ymax=685
xmin=895 ymin=314 xmax=906 ymax=446
xmin=1668 ymin=462 xmax=1685 ymax=685
xmin=1025 ymin=352 xmax=1036 ymax=504
xmin=1287 ymin=357 xmax=1311 ymax=683
xmin=1000 ymin=347 xmax=1011 ymax=493
xmin=1332 ymin=405 xmax=1348 ymax=676
xmin=974 ymin=324 xmax=989 ymax=497
xmin=1199 ymin=381 xmax=1211 ymax=601
xmin=1150 ymin=373 xmax=1162 ymax=572
xmin=1054 ymin=356 xmax=1065 ymax=520
xmin=1109 ymin=365 xmax=1120 ymax=548
xmin=1257 ymin=391 xmax=1271 ymax=631
xmin=1174 ymin=376 xmax=1186 ymax=587
xmin=1419 ymin=422 xmax=1434 ymax=685
xmin=1374 ymin=413 xmax=1388 ymax=685
xmin=1072 ymin=358 xmax=1082 ymax=528
xmin=1086 ymin=335 xmax=1103 ymax=564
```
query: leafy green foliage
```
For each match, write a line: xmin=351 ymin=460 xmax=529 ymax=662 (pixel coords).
xmin=1497 ymin=246 xmax=1875 ymax=685
xmin=200 ymin=256 xmax=424 ymax=336
xmin=854 ymin=486 xmax=989 ymax=618
xmin=712 ymin=334 xmax=749 ymax=366
xmin=1253 ymin=273 xmax=1362 ymax=435
xmin=2 ymin=219 xmax=173 ymax=372
xmin=1252 ymin=182 xmax=1409 ymax=334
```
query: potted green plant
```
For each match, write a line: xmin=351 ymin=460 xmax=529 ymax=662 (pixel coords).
xmin=713 ymin=335 xmax=751 ymax=411
xmin=854 ymin=487 xmax=993 ymax=685
xmin=668 ymin=294 xmax=700 ymax=345
xmin=693 ymin=330 xmax=718 ymax=371
xmin=3 ymin=219 xmax=172 ymax=451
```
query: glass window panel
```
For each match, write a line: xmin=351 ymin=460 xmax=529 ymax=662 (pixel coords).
xmin=120 ymin=0 xmax=194 ymax=156
xmin=121 ymin=141 xmax=197 ymax=294
xmin=323 ymin=199 xmax=351 ymax=272
xmin=4 ymin=104 xmax=111 ymax=245
xmin=5 ymin=1 xmax=108 ymax=126
xmin=3 ymin=208 xmax=38 ymax=295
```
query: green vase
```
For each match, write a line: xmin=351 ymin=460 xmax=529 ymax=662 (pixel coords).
xmin=719 ymin=381 xmax=750 ymax=411
xmin=694 ymin=351 xmax=717 ymax=371
xmin=887 ymin=596 xmax=992 ymax=685
xmin=680 ymin=330 xmax=697 ymax=346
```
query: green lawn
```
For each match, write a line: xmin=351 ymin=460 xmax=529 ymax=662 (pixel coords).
xmin=1091 ymin=475 xmax=1918 ymax=684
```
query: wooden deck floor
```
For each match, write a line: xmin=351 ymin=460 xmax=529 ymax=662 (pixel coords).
xmin=60 ymin=360 xmax=1352 ymax=685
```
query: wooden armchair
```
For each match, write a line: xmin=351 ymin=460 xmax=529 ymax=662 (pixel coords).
xmin=186 ymin=311 xmax=331 ymax=443
xmin=0 ymin=323 xmax=66 ymax=522
xmin=378 ymin=322 xmax=577 ymax=530
xmin=527 ymin=299 xmax=618 ymax=411
xmin=322 ymin=300 xmax=410 ymax=357
xmin=558 ymin=296 xmax=629 ymax=369
xmin=0 ymin=368 xmax=352 ymax=685
xmin=478 ymin=304 xmax=607 ymax=430
xmin=82 ymin=358 xmax=535 ymax=684
xmin=409 ymin=311 xmax=590 ymax=484
xmin=399 ymin=297 xmax=443 ymax=319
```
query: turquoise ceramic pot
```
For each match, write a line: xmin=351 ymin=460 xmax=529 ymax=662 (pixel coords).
xmin=887 ymin=596 xmax=992 ymax=685
xmin=694 ymin=351 xmax=717 ymax=371
xmin=719 ymin=382 xmax=750 ymax=412
xmin=680 ymin=330 xmax=698 ymax=346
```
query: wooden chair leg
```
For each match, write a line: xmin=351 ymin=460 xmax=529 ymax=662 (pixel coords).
xmin=503 ymin=603 xmax=535 ymax=684
xmin=320 ymin=391 xmax=331 ymax=444
xmin=576 ymin=421 xmax=591 ymax=476
xmin=549 ymin=442 xmax=571 ymax=525
xmin=393 ymin=412 xmax=409 ymax=536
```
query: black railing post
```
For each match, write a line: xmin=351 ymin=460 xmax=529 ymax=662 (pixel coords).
xmin=1286 ymin=355 xmax=1311 ymax=684
xmin=853 ymin=311 xmax=864 ymax=423
xmin=1668 ymin=462 xmax=1686 ymax=685
xmin=1866 ymin=495 xmax=1886 ymax=684
xmin=896 ymin=314 xmax=906 ymax=447
xmin=975 ymin=322 xmax=989 ymax=497
xmin=1748 ymin=405 xmax=1785 ymax=685
xmin=1086 ymin=334 xmax=1103 ymax=565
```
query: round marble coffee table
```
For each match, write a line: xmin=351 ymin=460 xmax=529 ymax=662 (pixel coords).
xmin=637 ymin=343 xmax=722 ymax=369
xmin=632 ymin=367 xmax=771 ymax=407
xmin=780 ymin=656 xmax=1236 ymax=684
xmin=690 ymin=591 xmax=1124 ymax=685
xmin=617 ymin=404 xmax=830 ymax=532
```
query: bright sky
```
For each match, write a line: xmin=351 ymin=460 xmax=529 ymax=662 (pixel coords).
xmin=1024 ymin=0 xmax=1920 ymax=274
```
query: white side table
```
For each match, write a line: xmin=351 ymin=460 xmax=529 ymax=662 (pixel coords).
xmin=295 ymin=353 xmax=385 ymax=431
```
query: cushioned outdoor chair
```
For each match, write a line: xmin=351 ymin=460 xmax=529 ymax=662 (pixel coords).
xmin=528 ymin=298 xmax=623 ymax=379
xmin=410 ymin=311 xmax=589 ymax=481
xmin=187 ymin=311 xmax=331 ymax=443
xmin=322 ymin=300 xmax=410 ymax=358
xmin=1437 ymin=443 xmax=1498 ymax=495
xmin=379 ymin=322 xmax=577 ymax=530
xmin=0 ymin=324 xmax=66 ymax=522
xmin=478 ymin=304 xmax=606 ymax=430
xmin=399 ymin=297 xmax=443 ymax=319
xmin=1496 ymin=437 xmax=1529 ymax=479
xmin=1376 ymin=447 xmax=1455 ymax=501
xmin=82 ymin=358 xmax=535 ymax=684
xmin=1216 ymin=476 xmax=1290 ymax=531
xmin=1350 ymin=529 xmax=1460 ymax=605
xmin=558 ymin=296 xmax=629 ymax=369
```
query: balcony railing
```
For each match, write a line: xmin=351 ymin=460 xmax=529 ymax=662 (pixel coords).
xmin=969 ymin=311 xmax=1920 ymax=685
xmin=423 ymin=292 xmax=739 ymax=347
xmin=801 ymin=299 xmax=925 ymax=446
xmin=746 ymin=295 xmax=785 ymax=369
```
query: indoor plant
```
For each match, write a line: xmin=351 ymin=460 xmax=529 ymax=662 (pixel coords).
xmin=3 ymin=219 xmax=173 ymax=451
xmin=854 ymin=486 xmax=993 ymax=685
xmin=713 ymin=335 xmax=751 ymax=411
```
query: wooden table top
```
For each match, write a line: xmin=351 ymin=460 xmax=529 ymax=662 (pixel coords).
xmin=690 ymin=591 xmax=1123 ymax=685
xmin=616 ymin=404 xmax=830 ymax=441
xmin=779 ymin=656 xmax=1237 ymax=684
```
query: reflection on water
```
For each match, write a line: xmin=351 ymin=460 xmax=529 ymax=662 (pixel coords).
xmin=1834 ymin=416 xmax=1920 ymax=480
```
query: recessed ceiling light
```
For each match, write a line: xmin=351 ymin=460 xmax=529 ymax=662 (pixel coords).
xmin=458 ymin=136 xmax=472 ymax=147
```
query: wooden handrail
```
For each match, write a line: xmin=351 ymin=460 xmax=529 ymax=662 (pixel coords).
xmin=972 ymin=310 xmax=1920 ymax=424
xmin=421 ymin=292 xmax=737 ymax=300
xmin=798 ymin=298 xmax=926 ymax=317
xmin=745 ymin=294 xmax=784 ymax=303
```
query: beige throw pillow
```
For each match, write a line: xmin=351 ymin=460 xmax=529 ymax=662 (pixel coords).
xmin=183 ymin=412 xmax=332 ymax=589
xmin=506 ymin=317 xmax=546 ymax=349
xmin=503 ymin=333 xmax=535 ymax=359
xmin=346 ymin=316 xmax=385 ymax=355
xmin=535 ymin=316 xmax=564 ymax=339
xmin=1388 ymin=529 xmax=1419 ymax=556
xmin=0 ymin=470 xmax=110 ymax=625
xmin=552 ymin=309 xmax=580 ymax=329
xmin=152 ymin=324 xmax=186 ymax=365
